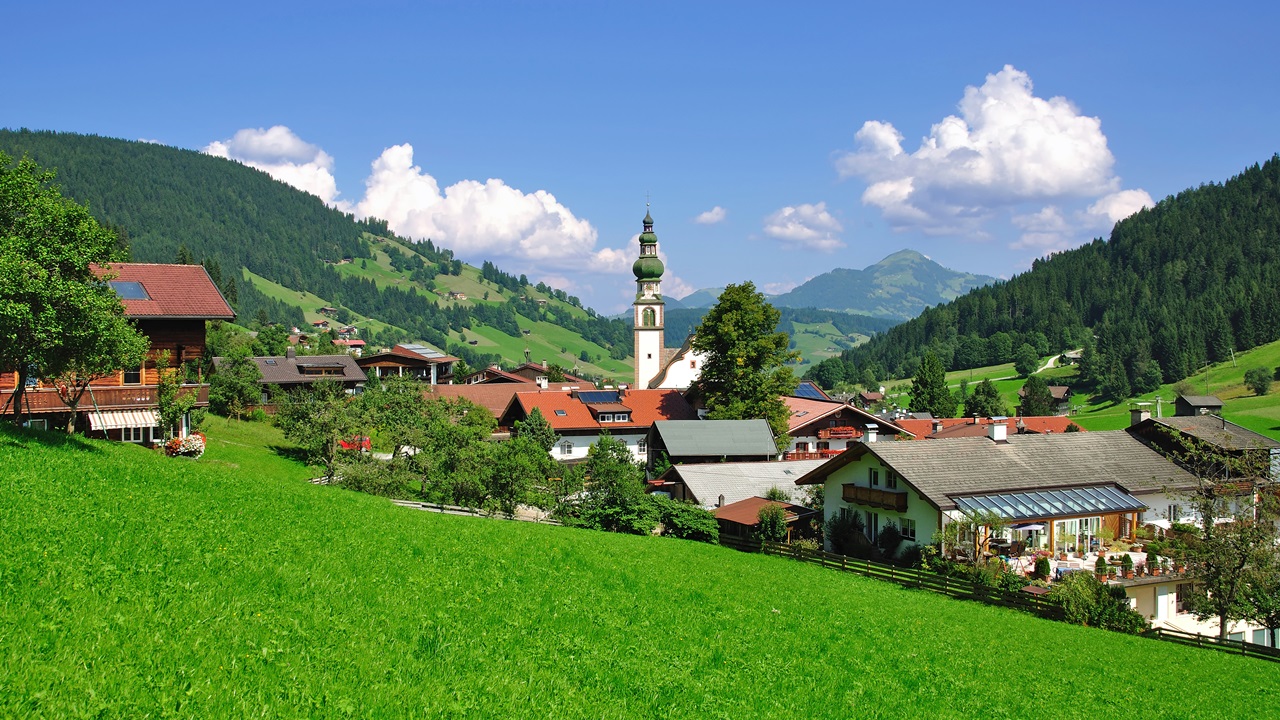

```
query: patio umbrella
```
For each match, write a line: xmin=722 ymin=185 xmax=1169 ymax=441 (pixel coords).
xmin=1012 ymin=523 xmax=1045 ymax=531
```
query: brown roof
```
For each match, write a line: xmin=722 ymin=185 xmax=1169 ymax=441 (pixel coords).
xmin=213 ymin=354 xmax=367 ymax=385
xmin=714 ymin=497 xmax=815 ymax=526
xmin=428 ymin=384 xmax=526 ymax=419
xmin=1147 ymin=416 xmax=1280 ymax=451
xmin=93 ymin=263 xmax=235 ymax=319
xmin=459 ymin=366 xmax=536 ymax=384
xmin=785 ymin=397 xmax=914 ymax=437
xmin=1017 ymin=385 xmax=1071 ymax=400
xmin=895 ymin=416 xmax=1078 ymax=440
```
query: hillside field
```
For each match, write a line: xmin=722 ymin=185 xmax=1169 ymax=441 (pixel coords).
xmin=2 ymin=423 xmax=1278 ymax=717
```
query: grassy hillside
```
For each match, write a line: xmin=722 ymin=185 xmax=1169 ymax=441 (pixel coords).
xmin=3 ymin=424 xmax=1277 ymax=717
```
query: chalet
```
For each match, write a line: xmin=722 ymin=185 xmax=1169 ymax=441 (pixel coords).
xmin=505 ymin=361 xmax=593 ymax=389
xmin=1175 ymin=395 xmax=1225 ymax=417
xmin=445 ymin=291 xmax=467 ymax=300
xmin=1017 ymin=384 xmax=1073 ymax=415
xmin=649 ymin=459 xmax=826 ymax=508
xmin=355 ymin=343 xmax=457 ymax=385
xmin=332 ymin=338 xmax=366 ymax=356
xmin=459 ymin=365 xmax=536 ymax=385
xmin=0 ymin=263 xmax=234 ymax=442
xmin=795 ymin=426 xmax=1197 ymax=556
xmin=499 ymin=387 xmax=697 ymax=463
xmin=856 ymin=390 xmax=885 ymax=409
xmin=317 ymin=306 xmax=338 ymax=317
xmin=647 ymin=419 xmax=779 ymax=470
xmin=715 ymin=497 xmax=820 ymax=544
xmin=1128 ymin=408 xmax=1280 ymax=485
xmin=427 ymin=383 xmax=531 ymax=429
xmin=783 ymin=395 xmax=912 ymax=459
xmin=311 ymin=320 xmax=330 ymax=330
xmin=215 ymin=348 xmax=366 ymax=413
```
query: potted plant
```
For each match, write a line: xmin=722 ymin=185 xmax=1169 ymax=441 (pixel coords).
xmin=1147 ymin=549 xmax=1160 ymax=576
xmin=1161 ymin=557 xmax=1171 ymax=574
xmin=1095 ymin=555 xmax=1108 ymax=580
xmin=1107 ymin=567 xmax=1117 ymax=580
xmin=1034 ymin=556 xmax=1052 ymax=581
xmin=1121 ymin=553 xmax=1134 ymax=579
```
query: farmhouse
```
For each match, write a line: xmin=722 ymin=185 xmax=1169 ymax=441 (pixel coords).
xmin=795 ymin=424 xmax=1197 ymax=555
xmin=499 ymin=387 xmax=697 ymax=463
xmin=356 ymin=343 xmax=457 ymax=385
xmin=0 ymin=263 xmax=234 ymax=443
xmin=215 ymin=348 xmax=366 ymax=413
xmin=783 ymin=394 xmax=912 ymax=459
xmin=646 ymin=419 xmax=779 ymax=470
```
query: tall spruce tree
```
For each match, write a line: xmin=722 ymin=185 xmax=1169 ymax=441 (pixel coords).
xmin=909 ymin=352 xmax=955 ymax=418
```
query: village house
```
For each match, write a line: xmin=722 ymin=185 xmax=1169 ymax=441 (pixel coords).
xmin=1017 ymin=384 xmax=1073 ymax=415
xmin=499 ymin=387 xmax=698 ymax=463
xmin=714 ymin=496 xmax=819 ymax=544
xmin=1175 ymin=394 xmax=1225 ymax=417
xmin=648 ymin=459 xmax=826 ymax=508
xmin=215 ymin=347 xmax=366 ymax=413
xmin=0 ymin=263 xmax=234 ymax=443
xmin=893 ymin=415 xmax=1079 ymax=440
xmin=794 ymin=425 xmax=1198 ymax=556
xmin=355 ymin=343 xmax=457 ymax=385
xmin=783 ymin=394 xmax=912 ymax=459
xmin=646 ymin=419 xmax=779 ymax=470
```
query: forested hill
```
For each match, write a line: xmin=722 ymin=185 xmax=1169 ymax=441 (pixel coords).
xmin=0 ymin=129 xmax=634 ymax=375
xmin=843 ymin=155 xmax=1280 ymax=391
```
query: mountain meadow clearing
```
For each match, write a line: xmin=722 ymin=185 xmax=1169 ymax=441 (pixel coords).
xmin=2 ymin=423 xmax=1278 ymax=718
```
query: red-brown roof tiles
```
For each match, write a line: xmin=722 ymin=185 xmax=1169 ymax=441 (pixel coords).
xmin=93 ymin=263 xmax=235 ymax=319
xmin=714 ymin=497 xmax=814 ymax=526
xmin=895 ymin=416 xmax=1079 ymax=439
xmin=511 ymin=388 xmax=697 ymax=431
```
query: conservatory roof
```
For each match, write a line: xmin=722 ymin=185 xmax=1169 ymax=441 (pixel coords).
xmin=952 ymin=485 xmax=1146 ymax=521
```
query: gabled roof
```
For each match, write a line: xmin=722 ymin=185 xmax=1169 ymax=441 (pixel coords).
xmin=357 ymin=344 xmax=458 ymax=368
xmin=783 ymin=397 xmax=914 ymax=437
xmin=647 ymin=333 xmax=698 ymax=389
xmin=657 ymin=459 xmax=826 ymax=508
xmin=894 ymin=416 xmax=1077 ymax=440
xmin=1017 ymin=385 xmax=1072 ymax=400
xmin=93 ymin=263 xmax=235 ymax=320
xmin=217 ymin=354 xmax=366 ymax=385
xmin=510 ymin=389 xmax=697 ymax=432
xmin=793 ymin=382 xmax=832 ymax=401
xmin=427 ymin=383 xmax=526 ymax=419
xmin=509 ymin=362 xmax=592 ymax=385
xmin=1178 ymin=395 xmax=1224 ymax=408
xmin=1139 ymin=416 xmax=1280 ymax=451
xmin=460 ymin=366 xmax=535 ymax=384
xmin=651 ymin=419 xmax=778 ymax=458
xmin=794 ymin=431 xmax=1197 ymax=512
xmin=715 ymin=496 xmax=816 ymax=526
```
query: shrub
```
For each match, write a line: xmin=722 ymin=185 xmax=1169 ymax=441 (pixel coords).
xmin=1095 ymin=556 xmax=1108 ymax=575
xmin=1049 ymin=571 xmax=1149 ymax=634
xmin=1121 ymin=554 xmax=1134 ymax=573
xmin=650 ymin=496 xmax=718 ymax=543
xmin=877 ymin=522 xmax=904 ymax=558
xmin=824 ymin=512 xmax=866 ymax=555
xmin=755 ymin=503 xmax=789 ymax=543
xmin=1034 ymin=556 xmax=1052 ymax=580
xmin=1244 ymin=366 xmax=1272 ymax=396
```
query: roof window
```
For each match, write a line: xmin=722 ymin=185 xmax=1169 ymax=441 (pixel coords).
xmin=554 ymin=410 xmax=567 ymax=416
xmin=109 ymin=281 xmax=150 ymax=300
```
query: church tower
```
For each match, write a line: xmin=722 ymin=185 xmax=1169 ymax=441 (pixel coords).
xmin=633 ymin=207 xmax=665 ymax=388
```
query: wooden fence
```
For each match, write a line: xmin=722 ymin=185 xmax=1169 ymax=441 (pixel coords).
xmin=747 ymin=539 xmax=1280 ymax=663
xmin=756 ymin=540 xmax=1064 ymax=620
xmin=1143 ymin=627 xmax=1280 ymax=663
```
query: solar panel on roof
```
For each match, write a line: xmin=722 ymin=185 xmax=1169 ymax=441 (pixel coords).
xmin=576 ymin=390 xmax=620 ymax=404
xmin=109 ymin=281 xmax=150 ymax=300
xmin=401 ymin=343 xmax=447 ymax=359
xmin=793 ymin=383 xmax=829 ymax=401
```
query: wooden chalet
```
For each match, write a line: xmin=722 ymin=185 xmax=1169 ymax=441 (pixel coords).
xmin=714 ymin=496 xmax=819 ymax=543
xmin=0 ymin=263 xmax=235 ymax=443
xmin=355 ymin=343 xmax=458 ymax=385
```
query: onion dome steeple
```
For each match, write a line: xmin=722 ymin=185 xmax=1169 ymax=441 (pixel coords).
xmin=632 ymin=207 xmax=665 ymax=282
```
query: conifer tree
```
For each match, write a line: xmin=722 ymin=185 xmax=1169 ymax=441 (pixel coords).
xmin=909 ymin=352 xmax=955 ymax=418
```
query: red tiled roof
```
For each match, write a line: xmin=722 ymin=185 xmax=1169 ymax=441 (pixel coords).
xmin=784 ymin=396 xmax=849 ymax=433
xmin=896 ymin=416 xmax=1080 ymax=439
xmin=428 ymin=384 xmax=526 ymax=419
xmin=93 ymin=263 xmax=235 ymax=319
xmin=332 ymin=339 xmax=366 ymax=347
xmin=510 ymin=388 xmax=697 ymax=431
xmin=461 ymin=367 xmax=536 ymax=384
xmin=714 ymin=497 xmax=814 ymax=526
xmin=510 ymin=362 xmax=592 ymax=385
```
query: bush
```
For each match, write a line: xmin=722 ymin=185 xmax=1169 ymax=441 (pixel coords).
xmin=755 ymin=503 xmax=789 ymax=543
xmin=877 ymin=522 xmax=904 ymax=558
xmin=650 ymin=496 xmax=719 ymax=543
xmin=1244 ymin=366 xmax=1272 ymax=396
xmin=1049 ymin=571 xmax=1149 ymax=633
xmin=1095 ymin=556 xmax=1108 ymax=575
xmin=824 ymin=512 xmax=866 ymax=555
xmin=1034 ymin=556 xmax=1052 ymax=580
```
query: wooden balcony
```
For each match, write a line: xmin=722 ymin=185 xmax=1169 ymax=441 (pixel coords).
xmin=0 ymin=385 xmax=210 ymax=413
xmin=842 ymin=483 xmax=908 ymax=512
xmin=818 ymin=426 xmax=861 ymax=440
xmin=784 ymin=450 xmax=843 ymax=461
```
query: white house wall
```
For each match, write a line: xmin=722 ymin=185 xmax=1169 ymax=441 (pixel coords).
xmin=652 ymin=348 xmax=706 ymax=390
xmin=551 ymin=432 xmax=648 ymax=464
xmin=822 ymin=454 xmax=938 ymax=554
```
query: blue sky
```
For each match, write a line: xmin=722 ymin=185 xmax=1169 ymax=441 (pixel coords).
xmin=6 ymin=2 xmax=1279 ymax=313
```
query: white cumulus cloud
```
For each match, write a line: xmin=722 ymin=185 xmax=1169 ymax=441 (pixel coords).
xmin=1087 ymin=189 xmax=1155 ymax=227
xmin=204 ymin=126 xmax=342 ymax=206
xmin=836 ymin=65 xmax=1136 ymax=241
xmin=693 ymin=206 xmax=727 ymax=224
xmin=763 ymin=202 xmax=845 ymax=251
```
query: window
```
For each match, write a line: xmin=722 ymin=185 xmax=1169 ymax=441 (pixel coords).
xmin=795 ymin=442 xmax=809 ymax=452
xmin=641 ymin=307 xmax=656 ymax=327
xmin=554 ymin=409 xmax=567 ymax=417
xmin=869 ymin=468 xmax=879 ymax=486
xmin=109 ymin=281 xmax=150 ymax=299
xmin=598 ymin=414 xmax=613 ymax=423
xmin=560 ymin=441 xmax=574 ymax=456
xmin=866 ymin=512 xmax=879 ymax=542
xmin=816 ymin=441 xmax=829 ymax=451
xmin=22 ymin=418 xmax=47 ymax=431
xmin=123 ymin=366 xmax=142 ymax=385
xmin=886 ymin=472 xmax=898 ymax=490
xmin=638 ymin=439 xmax=647 ymax=453
xmin=1254 ymin=629 xmax=1269 ymax=646
xmin=122 ymin=426 xmax=145 ymax=443
xmin=900 ymin=517 xmax=916 ymax=540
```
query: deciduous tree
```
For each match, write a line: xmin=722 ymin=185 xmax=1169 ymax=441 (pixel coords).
xmin=963 ymin=378 xmax=1007 ymax=419
xmin=909 ymin=352 xmax=955 ymax=418
xmin=1244 ymin=366 xmax=1272 ymax=396
xmin=692 ymin=282 xmax=799 ymax=444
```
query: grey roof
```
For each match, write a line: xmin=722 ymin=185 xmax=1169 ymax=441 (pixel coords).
xmin=796 ymin=430 xmax=1197 ymax=511
xmin=1151 ymin=416 xmax=1280 ymax=450
xmin=1179 ymin=395 xmax=1224 ymax=407
xmin=400 ymin=343 xmax=450 ymax=360
xmin=651 ymin=419 xmax=779 ymax=458
xmin=214 ymin=354 xmax=367 ymax=385
xmin=661 ymin=460 xmax=826 ymax=508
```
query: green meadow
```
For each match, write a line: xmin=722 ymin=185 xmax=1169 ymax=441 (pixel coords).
xmin=2 ymin=422 xmax=1278 ymax=718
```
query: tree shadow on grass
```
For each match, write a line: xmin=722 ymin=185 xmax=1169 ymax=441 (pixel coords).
xmin=0 ymin=423 xmax=104 ymax=454
xmin=269 ymin=444 xmax=311 ymax=464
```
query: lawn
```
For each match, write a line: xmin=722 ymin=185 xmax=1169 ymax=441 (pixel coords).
xmin=2 ymin=423 xmax=1278 ymax=717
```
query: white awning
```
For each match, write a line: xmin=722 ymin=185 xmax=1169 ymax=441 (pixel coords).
xmin=88 ymin=409 xmax=158 ymax=431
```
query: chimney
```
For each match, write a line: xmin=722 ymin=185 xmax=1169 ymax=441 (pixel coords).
xmin=865 ymin=423 xmax=878 ymax=443
xmin=286 ymin=347 xmax=296 ymax=359
xmin=989 ymin=421 xmax=1007 ymax=443
xmin=1130 ymin=408 xmax=1151 ymax=427
xmin=542 ymin=359 xmax=548 ymax=370
xmin=537 ymin=377 xmax=548 ymax=389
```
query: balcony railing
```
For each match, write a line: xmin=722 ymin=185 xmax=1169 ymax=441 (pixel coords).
xmin=842 ymin=483 xmax=908 ymax=512
xmin=818 ymin=426 xmax=861 ymax=440
xmin=0 ymin=385 xmax=210 ymax=413
xmin=784 ymin=450 xmax=843 ymax=461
